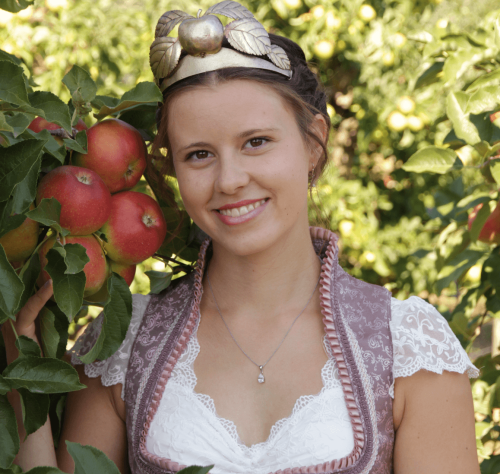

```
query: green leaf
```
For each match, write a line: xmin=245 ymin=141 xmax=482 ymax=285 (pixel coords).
xmin=66 ymin=441 xmax=121 ymax=474
xmin=177 ymin=467 xmax=214 ymax=474
xmin=466 ymin=86 xmax=500 ymax=115
xmin=0 ymin=245 xmax=24 ymax=319
xmin=15 ymin=336 xmax=41 ymax=358
xmin=0 ymin=138 xmax=47 ymax=202
xmin=78 ymin=274 xmax=132 ymax=363
xmin=28 ymin=92 xmax=72 ymax=134
xmin=0 ymin=113 xmax=14 ymax=133
xmin=24 ymin=468 xmax=65 ymax=474
xmin=48 ymin=393 xmax=66 ymax=449
xmin=62 ymin=66 xmax=97 ymax=104
xmin=436 ymin=249 xmax=485 ymax=294
xmin=491 ymin=160 xmax=500 ymax=185
xmin=40 ymin=304 xmax=69 ymax=360
xmin=17 ymin=388 xmax=49 ymax=439
xmin=47 ymin=242 xmax=89 ymax=275
xmin=0 ymin=61 xmax=28 ymax=106
xmin=447 ymin=91 xmax=481 ymax=145
xmin=11 ymin=152 xmax=41 ymax=214
xmin=2 ymin=357 xmax=85 ymax=394
xmin=466 ymin=68 xmax=500 ymax=92
xmin=0 ymin=50 xmax=22 ymax=66
xmin=0 ymin=374 xmax=11 ymax=395
xmin=414 ymin=61 xmax=444 ymax=89
xmin=443 ymin=49 xmax=483 ymax=85
xmin=93 ymin=82 xmax=163 ymax=119
xmin=0 ymin=0 xmax=34 ymax=13
xmin=91 ymin=95 xmax=120 ymax=110
xmin=26 ymin=198 xmax=70 ymax=237
xmin=5 ymin=112 xmax=32 ymax=138
xmin=403 ymin=146 xmax=461 ymax=174
xmin=62 ymin=130 xmax=87 ymax=154
xmin=45 ymin=247 xmax=86 ymax=321
xmin=15 ymin=253 xmax=41 ymax=313
xmin=0 ymin=213 xmax=26 ymax=240
xmin=145 ymin=270 xmax=173 ymax=294
xmin=0 ymin=394 xmax=19 ymax=469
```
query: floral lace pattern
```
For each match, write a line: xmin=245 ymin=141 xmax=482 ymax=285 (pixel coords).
xmin=145 ymin=318 xmax=354 ymax=474
xmin=389 ymin=296 xmax=479 ymax=397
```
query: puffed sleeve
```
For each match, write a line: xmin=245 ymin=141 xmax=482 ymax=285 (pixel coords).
xmin=70 ymin=293 xmax=151 ymax=400
xmin=389 ymin=295 xmax=479 ymax=398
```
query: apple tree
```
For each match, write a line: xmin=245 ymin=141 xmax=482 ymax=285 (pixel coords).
xmin=401 ymin=11 xmax=500 ymax=468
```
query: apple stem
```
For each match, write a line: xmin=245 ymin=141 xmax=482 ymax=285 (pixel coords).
xmin=197 ymin=8 xmax=202 ymax=18
xmin=71 ymin=108 xmax=78 ymax=130
xmin=9 ymin=320 xmax=19 ymax=340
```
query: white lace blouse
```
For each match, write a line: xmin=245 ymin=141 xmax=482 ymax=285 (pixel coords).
xmin=72 ymin=293 xmax=479 ymax=474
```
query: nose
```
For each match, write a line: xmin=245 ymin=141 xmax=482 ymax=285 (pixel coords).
xmin=214 ymin=153 xmax=250 ymax=195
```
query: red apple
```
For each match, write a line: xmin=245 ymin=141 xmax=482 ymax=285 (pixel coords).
xmin=37 ymin=234 xmax=108 ymax=296
xmin=100 ymin=191 xmax=167 ymax=265
xmin=72 ymin=119 xmax=147 ymax=193
xmin=28 ymin=117 xmax=87 ymax=144
xmin=468 ymin=202 xmax=500 ymax=244
xmin=0 ymin=205 xmax=39 ymax=261
xmin=36 ymin=165 xmax=112 ymax=236
xmin=85 ymin=260 xmax=136 ymax=303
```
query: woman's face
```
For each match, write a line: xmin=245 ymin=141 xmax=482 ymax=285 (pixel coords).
xmin=167 ymin=80 xmax=318 ymax=257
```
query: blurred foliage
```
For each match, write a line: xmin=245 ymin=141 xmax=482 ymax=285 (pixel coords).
xmin=3 ymin=0 xmax=500 ymax=467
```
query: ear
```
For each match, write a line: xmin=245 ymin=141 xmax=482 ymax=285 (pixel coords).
xmin=308 ymin=113 xmax=328 ymax=169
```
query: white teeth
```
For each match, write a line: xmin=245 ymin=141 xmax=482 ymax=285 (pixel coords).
xmin=219 ymin=199 xmax=267 ymax=217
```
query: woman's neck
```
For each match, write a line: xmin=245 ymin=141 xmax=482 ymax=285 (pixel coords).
xmin=204 ymin=224 xmax=322 ymax=324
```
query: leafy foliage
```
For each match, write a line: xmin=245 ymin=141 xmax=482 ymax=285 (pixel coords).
xmin=1 ymin=0 xmax=500 ymax=469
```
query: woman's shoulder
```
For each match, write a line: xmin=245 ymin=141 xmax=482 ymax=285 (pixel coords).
xmin=389 ymin=295 xmax=479 ymax=392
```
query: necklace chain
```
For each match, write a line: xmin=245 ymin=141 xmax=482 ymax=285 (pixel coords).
xmin=206 ymin=257 xmax=322 ymax=383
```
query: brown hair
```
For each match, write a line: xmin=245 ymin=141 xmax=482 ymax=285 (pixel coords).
xmin=147 ymin=33 xmax=331 ymax=224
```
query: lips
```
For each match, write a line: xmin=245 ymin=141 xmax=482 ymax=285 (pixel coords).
xmin=217 ymin=199 xmax=267 ymax=217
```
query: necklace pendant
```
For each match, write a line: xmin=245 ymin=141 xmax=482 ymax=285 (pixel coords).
xmin=258 ymin=366 xmax=265 ymax=384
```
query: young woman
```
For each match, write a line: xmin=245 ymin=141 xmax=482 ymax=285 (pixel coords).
xmin=3 ymin=3 xmax=480 ymax=473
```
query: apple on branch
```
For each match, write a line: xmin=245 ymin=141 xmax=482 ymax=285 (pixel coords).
xmin=72 ymin=119 xmax=147 ymax=194
xmin=0 ymin=204 xmax=39 ymax=262
xmin=37 ymin=234 xmax=108 ymax=297
xmin=36 ymin=165 xmax=112 ymax=236
xmin=100 ymin=191 xmax=167 ymax=265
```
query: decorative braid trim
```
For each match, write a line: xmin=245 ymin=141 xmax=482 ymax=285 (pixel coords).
xmin=138 ymin=228 xmax=372 ymax=474
xmin=139 ymin=238 xmax=211 ymax=472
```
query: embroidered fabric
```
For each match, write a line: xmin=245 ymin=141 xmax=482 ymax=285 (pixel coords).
xmin=73 ymin=295 xmax=478 ymax=402
xmin=389 ymin=296 xmax=479 ymax=397
xmin=145 ymin=319 xmax=355 ymax=473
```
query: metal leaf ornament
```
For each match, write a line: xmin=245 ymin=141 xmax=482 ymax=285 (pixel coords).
xmin=155 ymin=10 xmax=194 ymax=38
xmin=205 ymin=0 xmax=254 ymax=20
xmin=150 ymin=37 xmax=182 ymax=83
xmin=225 ymin=18 xmax=272 ymax=56
xmin=267 ymin=45 xmax=291 ymax=70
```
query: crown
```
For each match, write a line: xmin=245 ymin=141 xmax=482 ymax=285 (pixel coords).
xmin=150 ymin=0 xmax=293 ymax=92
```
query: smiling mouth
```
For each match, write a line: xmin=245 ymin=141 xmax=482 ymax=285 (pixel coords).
xmin=217 ymin=199 xmax=268 ymax=217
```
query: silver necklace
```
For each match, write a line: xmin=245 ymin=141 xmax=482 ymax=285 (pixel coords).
xmin=206 ymin=261 xmax=322 ymax=384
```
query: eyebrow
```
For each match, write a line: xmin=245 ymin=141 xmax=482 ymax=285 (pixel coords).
xmin=181 ymin=128 xmax=280 ymax=151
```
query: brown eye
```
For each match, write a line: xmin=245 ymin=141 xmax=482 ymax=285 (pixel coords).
xmin=194 ymin=151 xmax=209 ymax=159
xmin=249 ymin=138 xmax=264 ymax=147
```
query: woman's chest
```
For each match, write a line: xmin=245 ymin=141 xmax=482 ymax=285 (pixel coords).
xmin=193 ymin=309 xmax=330 ymax=447
xmin=145 ymin=327 xmax=355 ymax=474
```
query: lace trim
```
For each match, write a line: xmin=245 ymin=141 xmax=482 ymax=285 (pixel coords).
xmin=168 ymin=318 xmax=343 ymax=454
xmin=388 ymin=296 xmax=479 ymax=397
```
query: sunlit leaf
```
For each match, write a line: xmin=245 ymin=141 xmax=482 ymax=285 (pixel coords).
xmin=403 ymin=146 xmax=461 ymax=174
xmin=0 ymin=61 xmax=29 ymax=106
xmin=446 ymin=91 xmax=480 ymax=145
xmin=62 ymin=66 xmax=97 ymax=104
